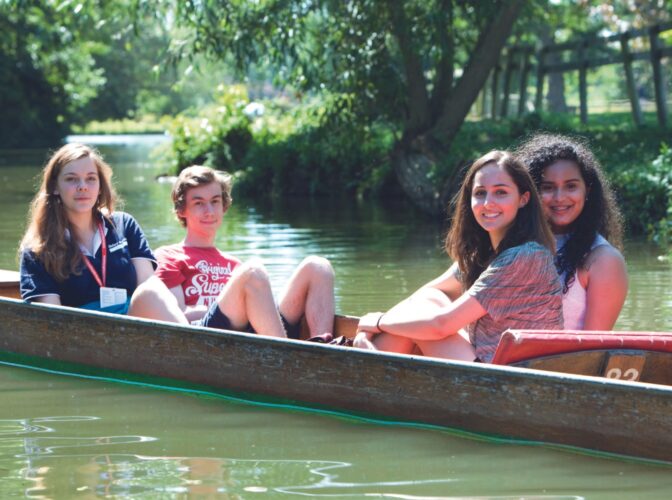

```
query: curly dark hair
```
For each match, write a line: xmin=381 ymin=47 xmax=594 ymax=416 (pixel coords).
xmin=515 ymin=134 xmax=624 ymax=292
xmin=445 ymin=150 xmax=555 ymax=289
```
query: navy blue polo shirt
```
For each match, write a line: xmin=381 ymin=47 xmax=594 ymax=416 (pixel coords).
xmin=20 ymin=212 xmax=156 ymax=307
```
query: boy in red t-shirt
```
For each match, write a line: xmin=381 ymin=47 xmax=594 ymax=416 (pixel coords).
xmin=155 ymin=166 xmax=335 ymax=338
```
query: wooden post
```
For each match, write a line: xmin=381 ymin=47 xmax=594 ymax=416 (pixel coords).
xmin=620 ymin=32 xmax=643 ymax=127
xmin=518 ymin=48 xmax=531 ymax=116
xmin=491 ymin=62 xmax=501 ymax=120
xmin=534 ymin=47 xmax=546 ymax=112
xmin=649 ymin=25 xmax=668 ymax=128
xmin=501 ymin=50 xmax=515 ymax=118
xmin=578 ymin=38 xmax=588 ymax=124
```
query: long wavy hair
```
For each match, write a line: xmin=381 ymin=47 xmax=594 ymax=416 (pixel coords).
xmin=445 ymin=150 xmax=555 ymax=289
xmin=515 ymin=134 xmax=623 ymax=292
xmin=20 ymin=143 xmax=118 ymax=281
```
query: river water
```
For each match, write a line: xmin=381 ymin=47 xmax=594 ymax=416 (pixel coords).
xmin=0 ymin=139 xmax=670 ymax=497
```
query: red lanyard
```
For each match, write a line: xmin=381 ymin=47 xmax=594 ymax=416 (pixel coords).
xmin=81 ymin=222 xmax=107 ymax=288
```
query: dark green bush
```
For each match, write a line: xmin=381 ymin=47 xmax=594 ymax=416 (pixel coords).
xmin=168 ymin=84 xmax=253 ymax=173
xmin=167 ymin=88 xmax=395 ymax=197
xmin=637 ymin=145 xmax=672 ymax=246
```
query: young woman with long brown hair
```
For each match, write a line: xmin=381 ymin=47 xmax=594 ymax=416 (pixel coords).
xmin=19 ymin=143 xmax=187 ymax=323
xmin=354 ymin=150 xmax=563 ymax=362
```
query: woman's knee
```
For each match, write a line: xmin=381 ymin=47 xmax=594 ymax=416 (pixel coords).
xmin=133 ymin=275 xmax=171 ymax=304
xmin=130 ymin=276 xmax=185 ymax=323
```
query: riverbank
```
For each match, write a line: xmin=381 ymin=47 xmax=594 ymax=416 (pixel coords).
xmin=70 ymin=115 xmax=172 ymax=135
xmin=56 ymin=108 xmax=672 ymax=243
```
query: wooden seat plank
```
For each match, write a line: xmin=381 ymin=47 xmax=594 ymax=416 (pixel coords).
xmin=0 ymin=270 xmax=20 ymax=299
xmin=506 ymin=348 xmax=672 ymax=385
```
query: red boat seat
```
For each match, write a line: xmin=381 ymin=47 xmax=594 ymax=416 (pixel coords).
xmin=492 ymin=330 xmax=672 ymax=365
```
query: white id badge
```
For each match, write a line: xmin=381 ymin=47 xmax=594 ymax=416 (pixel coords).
xmin=100 ymin=287 xmax=128 ymax=308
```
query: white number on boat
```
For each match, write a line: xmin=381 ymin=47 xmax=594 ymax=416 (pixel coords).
xmin=606 ymin=367 xmax=640 ymax=381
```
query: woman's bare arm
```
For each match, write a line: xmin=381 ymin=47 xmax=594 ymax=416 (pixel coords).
xmin=420 ymin=262 xmax=463 ymax=300
xmin=582 ymin=246 xmax=628 ymax=330
xmin=132 ymin=258 xmax=155 ymax=285
xmin=376 ymin=291 xmax=487 ymax=340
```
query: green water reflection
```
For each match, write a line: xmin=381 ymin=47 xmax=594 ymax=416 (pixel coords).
xmin=0 ymin=366 xmax=670 ymax=498
xmin=1 ymin=142 xmax=671 ymax=497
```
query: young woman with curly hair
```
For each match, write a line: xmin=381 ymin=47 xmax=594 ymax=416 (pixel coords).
xmin=516 ymin=134 xmax=627 ymax=330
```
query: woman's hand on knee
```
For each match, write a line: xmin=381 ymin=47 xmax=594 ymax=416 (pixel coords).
xmin=353 ymin=331 xmax=377 ymax=350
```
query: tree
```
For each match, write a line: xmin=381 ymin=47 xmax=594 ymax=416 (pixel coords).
xmin=77 ymin=6 xmax=220 ymax=123
xmin=520 ymin=1 xmax=590 ymax=113
xmin=0 ymin=1 xmax=211 ymax=146
xmin=173 ymin=0 xmax=525 ymax=213
xmin=0 ymin=1 xmax=105 ymax=147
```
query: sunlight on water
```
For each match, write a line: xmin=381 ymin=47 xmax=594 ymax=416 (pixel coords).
xmin=1 ymin=141 xmax=672 ymax=497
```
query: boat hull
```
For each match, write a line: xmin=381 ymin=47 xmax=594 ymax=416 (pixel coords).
xmin=0 ymin=296 xmax=671 ymax=463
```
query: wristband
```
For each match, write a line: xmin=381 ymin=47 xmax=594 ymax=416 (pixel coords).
xmin=376 ymin=312 xmax=385 ymax=333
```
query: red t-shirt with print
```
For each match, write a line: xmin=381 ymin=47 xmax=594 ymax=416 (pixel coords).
xmin=155 ymin=244 xmax=241 ymax=307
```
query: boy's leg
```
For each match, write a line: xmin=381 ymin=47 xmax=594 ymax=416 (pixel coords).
xmin=215 ymin=258 xmax=286 ymax=338
xmin=278 ymin=256 xmax=335 ymax=337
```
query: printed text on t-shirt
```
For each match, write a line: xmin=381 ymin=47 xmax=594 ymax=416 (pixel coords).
xmin=184 ymin=259 xmax=234 ymax=305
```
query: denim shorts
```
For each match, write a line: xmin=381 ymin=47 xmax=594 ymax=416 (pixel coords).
xmin=196 ymin=300 xmax=301 ymax=339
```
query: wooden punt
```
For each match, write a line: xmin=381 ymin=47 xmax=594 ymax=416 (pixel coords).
xmin=1 ymin=269 xmax=672 ymax=464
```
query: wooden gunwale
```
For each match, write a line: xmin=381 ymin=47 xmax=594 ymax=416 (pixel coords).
xmin=0 ymin=295 xmax=671 ymax=463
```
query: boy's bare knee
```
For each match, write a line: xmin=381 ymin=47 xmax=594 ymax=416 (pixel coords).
xmin=230 ymin=258 xmax=267 ymax=282
xmin=235 ymin=259 xmax=272 ymax=294
xmin=300 ymin=255 xmax=334 ymax=279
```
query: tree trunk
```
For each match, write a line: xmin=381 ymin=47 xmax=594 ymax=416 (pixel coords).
xmin=391 ymin=0 xmax=525 ymax=215
xmin=547 ymin=71 xmax=568 ymax=113
xmin=386 ymin=0 xmax=431 ymax=135
xmin=540 ymin=32 xmax=567 ymax=112
xmin=390 ymin=135 xmax=450 ymax=215
xmin=391 ymin=140 xmax=466 ymax=215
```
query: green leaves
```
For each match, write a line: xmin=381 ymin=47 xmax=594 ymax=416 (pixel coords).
xmin=171 ymin=0 xmax=504 ymax=128
xmin=165 ymin=84 xmax=395 ymax=197
xmin=0 ymin=0 xmax=106 ymax=146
